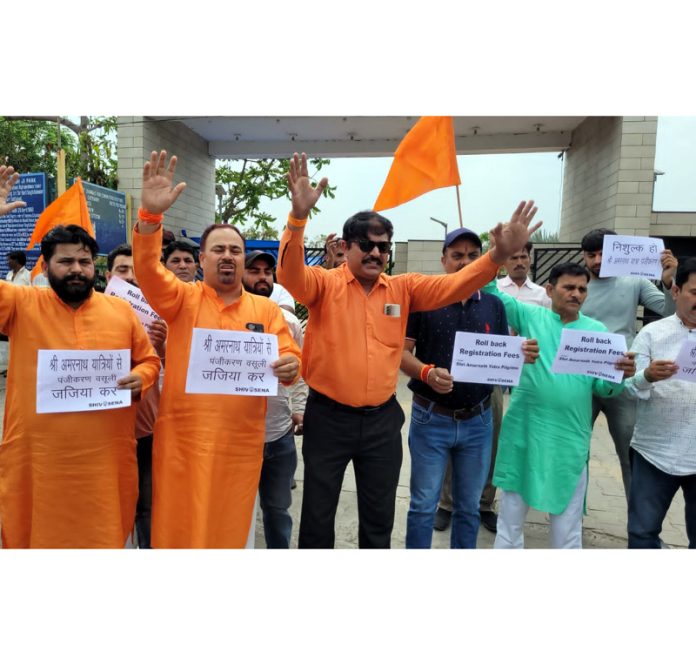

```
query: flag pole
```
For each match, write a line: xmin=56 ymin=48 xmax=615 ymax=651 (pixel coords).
xmin=455 ymin=185 xmax=463 ymax=228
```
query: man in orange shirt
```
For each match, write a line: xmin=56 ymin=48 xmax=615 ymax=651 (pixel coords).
xmin=132 ymin=150 xmax=302 ymax=548
xmin=0 ymin=165 xmax=161 ymax=548
xmin=277 ymin=152 xmax=542 ymax=548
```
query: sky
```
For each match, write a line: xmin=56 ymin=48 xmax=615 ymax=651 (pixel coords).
xmin=250 ymin=116 xmax=696 ymax=244
xmin=254 ymin=150 xmax=566 ymax=243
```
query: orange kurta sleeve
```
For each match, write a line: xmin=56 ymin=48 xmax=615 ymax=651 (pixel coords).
xmin=407 ymin=251 xmax=500 ymax=312
xmin=132 ymin=224 xmax=190 ymax=321
xmin=276 ymin=216 xmax=329 ymax=308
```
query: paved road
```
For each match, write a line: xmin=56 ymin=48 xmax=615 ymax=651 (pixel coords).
xmin=254 ymin=376 xmax=688 ymax=549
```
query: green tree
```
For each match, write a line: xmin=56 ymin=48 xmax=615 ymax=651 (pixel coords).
xmin=215 ymin=157 xmax=336 ymax=239
xmin=0 ymin=116 xmax=118 ymax=188
xmin=530 ymin=229 xmax=560 ymax=244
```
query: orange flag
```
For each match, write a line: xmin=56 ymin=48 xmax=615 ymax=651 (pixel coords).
xmin=373 ymin=116 xmax=461 ymax=212
xmin=26 ymin=178 xmax=95 ymax=278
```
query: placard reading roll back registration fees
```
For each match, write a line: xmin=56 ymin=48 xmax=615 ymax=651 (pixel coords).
xmin=551 ymin=329 xmax=627 ymax=383
xmin=450 ymin=332 xmax=526 ymax=386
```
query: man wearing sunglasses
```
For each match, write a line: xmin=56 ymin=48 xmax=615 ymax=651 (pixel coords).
xmin=277 ymin=152 xmax=541 ymax=549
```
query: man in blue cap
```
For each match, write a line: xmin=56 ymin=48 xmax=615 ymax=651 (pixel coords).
xmin=400 ymin=228 xmax=537 ymax=548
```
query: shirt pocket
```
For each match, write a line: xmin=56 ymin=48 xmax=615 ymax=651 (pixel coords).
xmin=373 ymin=314 xmax=403 ymax=349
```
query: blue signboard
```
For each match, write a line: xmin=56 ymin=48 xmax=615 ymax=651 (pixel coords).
xmin=79 ymin=181 xmax=127 ymax=255
xmin=0 ymin=173 xmax=47 ymax=276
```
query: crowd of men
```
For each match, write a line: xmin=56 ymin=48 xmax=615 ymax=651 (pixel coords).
xmin=0 ymin=153 xmax=693 ymax=550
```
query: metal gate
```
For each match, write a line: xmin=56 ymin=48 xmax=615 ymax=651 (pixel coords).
xmin=531 ymin=245 xmax=583 ymax=286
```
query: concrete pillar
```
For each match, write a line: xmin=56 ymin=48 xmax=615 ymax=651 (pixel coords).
xmin=117 ymin=117 xmax=216 ymax=239
xmin=559 ymin=116 xmax=657 ymax=241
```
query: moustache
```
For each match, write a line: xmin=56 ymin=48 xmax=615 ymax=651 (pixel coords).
xmin=568 ymin=299 xmax=580 ymax=305
xmin=362 ymin=257 xmax=383 ymax=266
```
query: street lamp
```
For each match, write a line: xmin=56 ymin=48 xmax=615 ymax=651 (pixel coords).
xmin=430 ymin=217 xmax=448 ymax=236
xmin=215 ymin=184 xmax=225 ymax=221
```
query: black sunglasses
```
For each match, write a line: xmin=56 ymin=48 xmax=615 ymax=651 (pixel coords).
xmin=356 ymin=239 xmax=392 ymax=254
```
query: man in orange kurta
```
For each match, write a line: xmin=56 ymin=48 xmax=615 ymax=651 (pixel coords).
xmin=132 ymin=151 xmax=302 ymax=548
xmin=0 ymin=173 xmax=161 ymax=547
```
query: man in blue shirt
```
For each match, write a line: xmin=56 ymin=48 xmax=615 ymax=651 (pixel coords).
xmin=400 ymin=228 xmax=534 ymax=548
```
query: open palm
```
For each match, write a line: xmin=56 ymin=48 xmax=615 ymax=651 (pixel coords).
xmin=0 ymin=165 xmax=27 ymax=217
xmin=489 ymin=200 xmax=542 ymax=263
xmin=141 ymin=150 xmax=187 ymax=215
xmin=288 ymin=152 xmax=329 ymax=220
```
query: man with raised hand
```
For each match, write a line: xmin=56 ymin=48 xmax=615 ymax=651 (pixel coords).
xmin=276 ymin=152 xmax=541 ymax=549
xmin=132 ymin=150 xmax=301 ymax=548
xmin=581 ymin=228 xmax=677 ymax=499
xmin=0 ymin=165 xmax=160 ymax=548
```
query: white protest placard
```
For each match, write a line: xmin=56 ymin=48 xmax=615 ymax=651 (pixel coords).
xmin=599 ymin=234 xmax=665 ymax=280
xmin=105 ymin=276 xmax=162 ymax=332
xmin=551 ymin=329 xmax=627 ymax=382
xmin=36 ymin=349 xmax=132 ymax=414
xmin=185 ymin=328 xmax=279 ymax=396
xmin=450 ymin=332 xmax=526 ymax=386
xmin=673 ymin=336 xmax=696 ymax=383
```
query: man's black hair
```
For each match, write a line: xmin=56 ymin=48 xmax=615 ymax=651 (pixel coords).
xmin=40 ymin=225 xmax=99 ymax=262
xmin=199 ymin=223 xmax=246 ymax=252
xmin=675 ymin=257 xmax=696 ymax=289
xmin=163 ymin=240 xmax=197 ymax=263
xmin=106 ymin=243 xmax=132 ymax=272
xmin=7 ymin=250 xmax=27 ymax=266
xmin=548 ymin=261 xmax=591 ymax=285
xmin=581 ymin=228 xmax=616 ymax=252
xmin=342 ymin=210 xmax=394 ymax=244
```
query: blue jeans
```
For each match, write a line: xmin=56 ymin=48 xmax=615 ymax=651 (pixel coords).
xmin=627 ymin=449 xmax=696 ymax=549
xmin=406 ymin=400 xmax=493 ymax=549
xmin=259 ymin=428 xmax=298 ymax=549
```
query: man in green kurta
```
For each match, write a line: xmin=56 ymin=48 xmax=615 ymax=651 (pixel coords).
xmin=484 ymin=262 xmax=635 ymax=548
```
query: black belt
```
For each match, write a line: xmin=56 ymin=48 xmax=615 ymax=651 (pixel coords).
xmin=413 ymin=393 xmax=491 ymax=421
xmin=309 ymin=388 xmax=396 ymax=415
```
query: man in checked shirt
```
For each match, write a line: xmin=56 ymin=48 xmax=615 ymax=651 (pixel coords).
xmin=624 ymin=257 xmax=696 ymax=549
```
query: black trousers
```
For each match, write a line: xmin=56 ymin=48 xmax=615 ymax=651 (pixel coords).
xmin=298 ymin=390 xmax=405 ymax=549
xmin=135 ymin=434 xmax=153 ymax=549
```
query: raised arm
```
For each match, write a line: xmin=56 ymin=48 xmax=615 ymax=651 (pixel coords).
xmin=135 ymin=150 xmax=187 ymax=235
xmin=481 ymin=278 xmax=529 ymax=335
xmin=132 ymin=151 xmax=190 ymax=320
xmin=409 ymin=201 xmax=542 ymax=313
xmin=0 ymin=165 xmax=27 ymax=217
xmin=276 ymin=153 xmax=330 ymax=307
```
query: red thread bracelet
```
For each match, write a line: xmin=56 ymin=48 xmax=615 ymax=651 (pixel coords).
xmin=420 ymin=364 xmax=435 ymax=383
xmin=138 ymin=207 xmax=164 ymax=224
